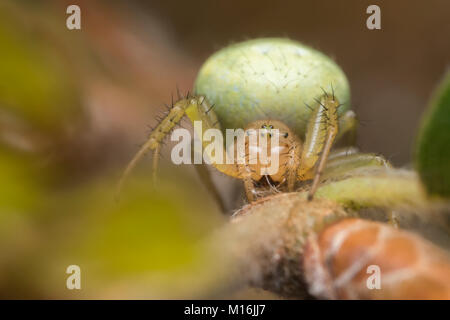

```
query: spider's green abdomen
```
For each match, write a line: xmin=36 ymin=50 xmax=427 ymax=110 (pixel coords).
xmin=194 ymin=38 xmax=350 ymax=137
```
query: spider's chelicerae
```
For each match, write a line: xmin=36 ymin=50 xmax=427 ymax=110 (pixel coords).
xmin=118 ymin=38 xmax=389 ymax=204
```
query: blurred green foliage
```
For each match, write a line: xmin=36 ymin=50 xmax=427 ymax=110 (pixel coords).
xmin=0 ymin=3 xmax=223 ymax=298
xmin=1 ymin=167 xmax=223 ymax=298
xmin=416 ymin=72 xmax=450 ymax=198
xmin=0 ymin=149 xmax=45 ymax=214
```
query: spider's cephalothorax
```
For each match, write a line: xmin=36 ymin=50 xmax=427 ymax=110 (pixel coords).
xmin=117 ymin=38 xmax=389 ymax=204
xmin=242 ymin=120 xmax=300 ymax=184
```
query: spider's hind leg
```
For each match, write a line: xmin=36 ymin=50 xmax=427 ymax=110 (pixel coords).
xmin=190 ymin=138 xmax=227 ymax=213
xmin=321 ymin=151 xmax=391 ymax=181
xmin=320 ymin=151 xmax=397 ymax=227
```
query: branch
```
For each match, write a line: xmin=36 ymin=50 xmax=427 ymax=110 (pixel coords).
xmin=198 ymin=169 xmax=450 ymax=299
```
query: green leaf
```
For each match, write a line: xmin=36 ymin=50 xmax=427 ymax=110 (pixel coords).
xmin=416 ymin=71 xmax=450 ymax=198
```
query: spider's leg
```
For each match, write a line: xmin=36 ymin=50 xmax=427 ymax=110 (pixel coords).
xmin=117 ymin=95 xmax=242 ymax=201
xmin=116 ymin=97 xmax=193 ymax=198
xmin=319 ymin=152 xmax=398 ymax=228
xmin=307 ymin=128 xmax=336 ymax=200
xmin=321 ymin=152 xmax=391 ymax=181
xmin=238 ymin=147 xmax=259 ymax=202
xmin=297 ymin=93 xmax=340 ymax=200
xmin=387 ymin=210 xmax=400 ymax=228
xmin=336 ymin=110 xmax=357 ymax=145
xmin=190 ymin=138 xmax=226 ymax=213
xmin=285 ymin=138 xmax=302 ymax=192
xmin=188 ymin=97 xmax=242 ymax=179
xmin=152 ymin=144 xmax=161 ymax=186
xmin=243 ymin=175 xmax=257 ymax=202
xmin=185 ymin=95 xmax=246 ymax=204
xmin=328 ymin=146 xmax=359 ymax=160
xmin=286 ymin=160 xmax=299 ymax=192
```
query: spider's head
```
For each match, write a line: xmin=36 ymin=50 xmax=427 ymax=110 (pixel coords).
xmin=243 ymin=120 xmax=301 ymax=182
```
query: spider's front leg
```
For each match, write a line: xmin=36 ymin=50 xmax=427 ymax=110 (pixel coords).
xmin=297 ymin=92 xmax=342 ymax=200
xmin=116 ymin=95 xmax=242 ymax=202
xmin=116 ymin=97 xmax=189 ymax=197
xmin=296 ymin=93 xmax=391 ymax=201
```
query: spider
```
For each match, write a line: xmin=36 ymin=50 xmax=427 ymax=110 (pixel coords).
xmin=118 ymin=38 xmax=389 ymax=204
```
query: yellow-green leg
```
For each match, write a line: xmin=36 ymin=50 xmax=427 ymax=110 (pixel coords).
xmin=321 ymin=152 xmax=391 ymax=181
xmin=297 ymin=93 xmax=341 ymax=200
xmin=297 ymin=90 xmax=359 ymax=200
xmin=319 ymin=150 xmax=397 ymax=228
xmin=117 ymin=95 xmax=242 ymax=203
xmin=191 ymin=138 xmax=227 ymax=212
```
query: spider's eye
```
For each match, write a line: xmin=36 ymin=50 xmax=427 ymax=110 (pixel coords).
xmin=269 ymin=125 xmax=274 ymax=129
xmin=284 ymin=133 xmax=289 ymax=138
xmin=261 ymin=125 xmax=266 ymax=129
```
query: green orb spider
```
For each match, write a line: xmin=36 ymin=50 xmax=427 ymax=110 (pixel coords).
xmin=118 ymin=38 xmax=389 ymax=205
